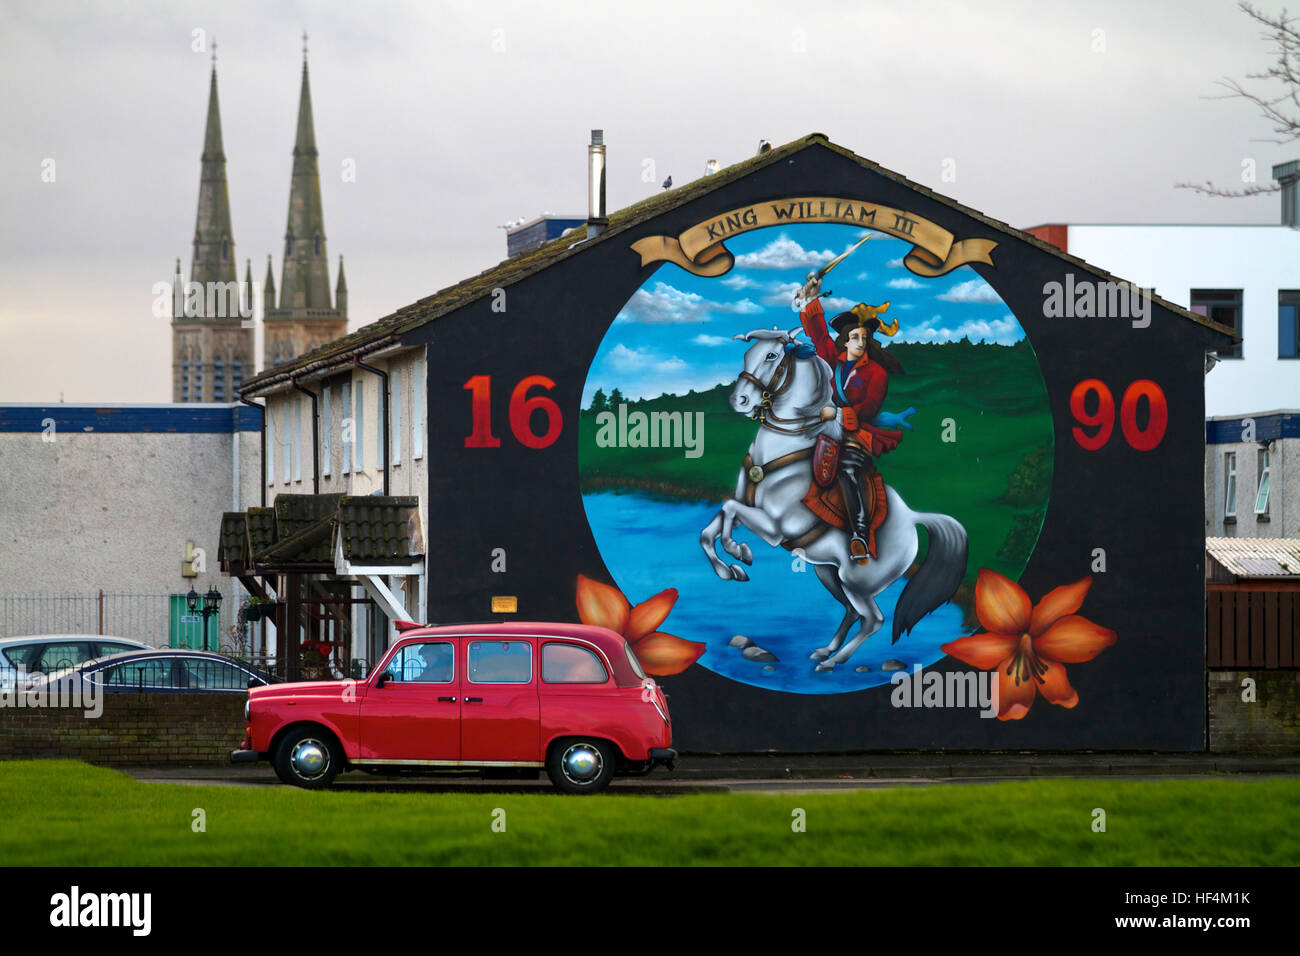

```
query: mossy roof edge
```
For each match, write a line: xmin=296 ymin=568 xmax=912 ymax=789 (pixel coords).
xmin=241 ymin=132 xmax=1235 ymax=393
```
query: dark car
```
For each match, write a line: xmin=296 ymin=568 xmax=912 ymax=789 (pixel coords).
xmin=26 ymin=649 xmax=279 ymax=694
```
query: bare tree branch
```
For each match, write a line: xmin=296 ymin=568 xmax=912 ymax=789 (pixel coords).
xmin=1182 ymin=2 xmax=1300 ymax=196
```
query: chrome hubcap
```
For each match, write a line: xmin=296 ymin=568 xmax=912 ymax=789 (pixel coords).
xmin=561 ymin=744 xmax=602 ymax=784
xmin=290 ymin=739 xmax=328 ymax=778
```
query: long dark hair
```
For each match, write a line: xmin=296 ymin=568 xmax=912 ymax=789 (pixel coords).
xmin=834 ymin=329 xmax=904 ymax=375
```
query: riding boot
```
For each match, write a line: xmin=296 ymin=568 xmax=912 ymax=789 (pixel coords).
xmin=837 ymin=442 xmax=873 ymax=564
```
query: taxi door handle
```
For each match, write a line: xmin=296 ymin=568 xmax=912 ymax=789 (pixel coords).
xmin=438 ymin=696 xmax=457 ymax=702
xmin=465 ymin=697 xmax=484 ymax=704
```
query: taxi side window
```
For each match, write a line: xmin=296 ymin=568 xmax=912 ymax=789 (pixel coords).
xmin=542 ymin=643 xmax=608 ymax=683
xmin=386 ymin=643 xmax=454 ymax=684
xmin=467 ymin=641 xmax=532 ymax=683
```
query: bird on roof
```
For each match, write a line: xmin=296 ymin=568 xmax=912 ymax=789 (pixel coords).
xmin=757 ymin=139 xmax=772 ymax=154
xmin=662 ymin=176 xmax=673 ymax=189
xmin=704 ymin=159 xmax=720 ymax=176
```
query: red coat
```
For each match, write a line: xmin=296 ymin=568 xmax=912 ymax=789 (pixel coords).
xmin=799 ymin=298 xmax=903 ymax=456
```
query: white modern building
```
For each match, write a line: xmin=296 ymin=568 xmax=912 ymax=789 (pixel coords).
xmin=1028 ymin=175 xmax=1300 ymax=419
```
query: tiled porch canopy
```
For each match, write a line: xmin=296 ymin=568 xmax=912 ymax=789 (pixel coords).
xmin=219 ymin=494 xmax=424 ymax=575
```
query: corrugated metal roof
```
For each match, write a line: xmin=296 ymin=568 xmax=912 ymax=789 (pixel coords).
xmin=1205 ymin=537 xmax=1300 ymax=577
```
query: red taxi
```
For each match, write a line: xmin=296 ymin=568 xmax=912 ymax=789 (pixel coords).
xmin=230 ymin=622 xmax=676 ymax=794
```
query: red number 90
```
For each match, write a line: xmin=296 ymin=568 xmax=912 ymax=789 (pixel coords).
xmin=1070 ymin=379 xmax=1167 ymax=451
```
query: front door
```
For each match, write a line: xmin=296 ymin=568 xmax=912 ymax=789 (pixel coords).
xmin=358 ymin=640 xmax=460 ymax=761
xmin=460 ymin=638 xmax=540 ymax=763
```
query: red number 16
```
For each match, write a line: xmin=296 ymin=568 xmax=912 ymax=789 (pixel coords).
xmin=464 ymin=374 xmax=563 ymax=449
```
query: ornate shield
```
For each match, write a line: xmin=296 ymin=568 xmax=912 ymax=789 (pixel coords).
xmin=812 ymin=434 xmax=838 ymax=488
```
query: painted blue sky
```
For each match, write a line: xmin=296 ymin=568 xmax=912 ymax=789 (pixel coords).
xmin=583 ymin=223 xmax=1026 ymax=405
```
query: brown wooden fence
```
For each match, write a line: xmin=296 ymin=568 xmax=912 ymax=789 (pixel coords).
xmin=1207 ymin=588 xmax=1299 ymax=668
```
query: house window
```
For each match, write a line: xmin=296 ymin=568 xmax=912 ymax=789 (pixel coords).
xmin=1280 ymin=290 xmax=1300 ymax=358
xmin=1190 ymin=289 xmax=1243 ymax=358
xmin=314 ymin=234 xmax=321 ymax=257
xmin=221 ymin=238 xmax=229 ymax=260
xmin=341 ymin=381 xmax=352 ymax=475
xmin=214 ymin=359 xmax=225 ymax=401
xmin=1255 ymin=448 xmax=1271 ymax=515
xmin=292 ymin=397 xmax=302 ymax=482
xmin=322 ymin=385 xmax=332 ymax=478
xmin=285 ymin=236 xmax=293 ymax=257
xmin=281 ymin=404 xmax=291 ymax=484
xmin=232 ymin=359 xmax=243 ymax=390
xmin=1224 ymin=452 xmax=1236 ymax=519
xmin=354 ymin=381 xmax=365 ymax=472
xmin=392 ymin=369 xmax=402 ymax=466
xmin=267 ymin=406 xmax=276 ymax=486
xmin=412 ymin=356 xmax=425 ymax=460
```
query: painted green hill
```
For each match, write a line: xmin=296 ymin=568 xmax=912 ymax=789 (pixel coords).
xmin=578 ymin=339 xmax=1053 ymax=597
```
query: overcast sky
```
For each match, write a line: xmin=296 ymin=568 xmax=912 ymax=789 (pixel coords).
xmin=0 ymin=0 xmax=1291 ymax=403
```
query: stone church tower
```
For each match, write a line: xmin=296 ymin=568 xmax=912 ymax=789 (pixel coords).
xmin=171 ymin=56 xmax=256 ymax=402
xmin=263 ymin=48 xmax=347 ymax=368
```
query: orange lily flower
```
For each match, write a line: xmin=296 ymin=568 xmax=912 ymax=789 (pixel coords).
xmin=575 ymin=574 xmax=705 ymax=676
xmin=942 ymin=570 xmax=1117 ymax=721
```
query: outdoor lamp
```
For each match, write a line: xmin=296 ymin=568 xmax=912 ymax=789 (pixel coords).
xmin=205 ymin=586 xmax=222 ymax=611
xmin=186 ymin=588 xmax=199 ymax=612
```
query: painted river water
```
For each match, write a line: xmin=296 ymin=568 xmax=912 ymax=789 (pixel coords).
xmin=581 ymin=490 xmax=967 ymax=695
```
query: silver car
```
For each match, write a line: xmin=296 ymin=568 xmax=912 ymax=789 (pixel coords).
xmin=0 ymin=635 xmax=150 ymax=690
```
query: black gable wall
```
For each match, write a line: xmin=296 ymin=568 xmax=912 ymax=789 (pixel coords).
xmin=403 ymin=141 xmax=1230 ymax=751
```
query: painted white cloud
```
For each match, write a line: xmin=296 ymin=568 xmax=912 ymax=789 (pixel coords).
xmin=762 ymin=280 xmax=856 ymax=313
xmin=887 ymin=277 xmax=923 ymax=290
xmin=734 ymin=234 xmax=838 ymax=270
xmin=615 ymin=281 xmax=762 ymax=324
xmin=885 ymin=257 xmax=906 ymax=269
xmin=937 ymin=279 xmax=1002 ymax=304
xmin=897 ymin=314 xmax=1021 ymax=345
xmin=692 ymin=333 xmax=732 ymax=346
xmin=721 ymin=274 xmax=758 ymax=290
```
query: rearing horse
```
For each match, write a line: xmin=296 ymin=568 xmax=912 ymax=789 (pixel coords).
xmin=699 ymin=326 xmax=968 ymax=670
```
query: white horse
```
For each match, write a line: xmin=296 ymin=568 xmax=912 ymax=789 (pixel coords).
xmin=699 ymin=326 xmax=968 ymax=670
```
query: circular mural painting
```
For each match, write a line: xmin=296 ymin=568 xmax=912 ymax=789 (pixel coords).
xmin=578 ymin=223 xmax=1052 ymax=694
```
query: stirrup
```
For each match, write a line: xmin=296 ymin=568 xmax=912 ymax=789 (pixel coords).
xmin=849 ymin=535 xmax=870 ymax=564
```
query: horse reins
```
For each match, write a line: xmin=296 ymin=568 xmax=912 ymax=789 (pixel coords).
xmin=733 ymin=348 xmax=834 ymax=550
xmin=738 ymin=351 xmax=824 ymax=435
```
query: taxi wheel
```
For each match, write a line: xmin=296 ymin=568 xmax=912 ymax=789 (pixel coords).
xmin=274 ymin=728 xmax=342 ymax=789
xmin=546 ymin=738 xmax=615 ymax=795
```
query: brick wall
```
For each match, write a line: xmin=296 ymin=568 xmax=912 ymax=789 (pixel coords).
xmin=0 ymin=693 xmax=245 ymax=765
xmin=1208 ymin=670 xmax=1300 ymax=753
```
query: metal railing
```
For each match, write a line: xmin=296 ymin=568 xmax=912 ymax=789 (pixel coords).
xmin=0 ymin=591 xmax=214 ymax=644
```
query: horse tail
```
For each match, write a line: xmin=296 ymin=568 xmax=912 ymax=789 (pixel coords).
xmin=891 ymin=512 xmax=968 ymax=644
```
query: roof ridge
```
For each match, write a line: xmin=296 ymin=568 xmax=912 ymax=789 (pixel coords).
xmin=242 ymin=132 xmax=1233 ymax=393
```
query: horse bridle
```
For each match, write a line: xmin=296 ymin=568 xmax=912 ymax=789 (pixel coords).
xmin=737 ymin=350 xmax=823 ymax=435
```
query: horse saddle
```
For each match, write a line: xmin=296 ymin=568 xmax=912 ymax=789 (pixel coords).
xmin=802 ymin=462 xmax=889 ymax=559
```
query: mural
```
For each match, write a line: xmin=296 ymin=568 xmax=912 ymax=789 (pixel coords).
xmin=577 ymin=216 xmax=1085 ymax=707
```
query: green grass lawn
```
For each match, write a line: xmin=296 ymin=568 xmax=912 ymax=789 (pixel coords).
xmin=4 ymin=761 xmax=1298 ymax=866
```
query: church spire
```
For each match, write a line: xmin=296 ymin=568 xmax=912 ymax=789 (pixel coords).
xmin=192 ymin=47 xmax=237 ymax=297
xmin=276 ymin=34 xmax=332 ymax=312
xmin=335 ymin=254 xmax=347 ymax=317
